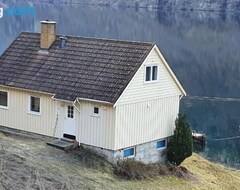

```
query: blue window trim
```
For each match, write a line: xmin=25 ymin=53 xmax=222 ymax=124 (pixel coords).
xmin=123 ymin=147 xmax=135 ymax=158
xmin=156 ymin=139 xmax=166 ymax=150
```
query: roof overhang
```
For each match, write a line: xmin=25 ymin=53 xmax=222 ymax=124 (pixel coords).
xmin=154 ymin=45 xmax=186 ymax=96
xmin=0 ymin=84 xmax=55 ymax=96
xmin=76 ymin=97 xmax=113 ymax=105
xmin=113 ymin=45 xmax=186 ymax=107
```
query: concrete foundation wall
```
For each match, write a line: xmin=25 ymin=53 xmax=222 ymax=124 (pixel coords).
xmin=81 ymin=138 xmax=169 ymax=164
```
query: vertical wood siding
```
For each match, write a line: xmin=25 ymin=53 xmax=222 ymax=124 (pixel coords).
xmin=77 ymin=101 xmax=115 ymax=150
xmin=114 ymin=47 xmax=183 ymax=150
xmin=114 ymin=96 xmax=179 ymax=150
xmin=0 ymin=86 xmax=58 ymax=136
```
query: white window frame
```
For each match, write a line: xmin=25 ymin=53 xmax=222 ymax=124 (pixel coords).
xmin=67 ymin=105 xmax=74 ymax=119
xmin=156 ymin=139 xmax=167 ymax=150
xmin=28 ymin=95 xmax=41 ymax=116
xmin=144 ymin=65 xmax=159 ymax=83
xmin=91 ymin=106 xmax=100 ymax=118
xmin=123 ymin=147 xmax=135 ymax=158
xmin=0 ymin=90 xmax=9 ymax=110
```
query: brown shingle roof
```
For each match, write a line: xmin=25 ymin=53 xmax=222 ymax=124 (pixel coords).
xmin=0 ymin=32 xmax=154 ymax=103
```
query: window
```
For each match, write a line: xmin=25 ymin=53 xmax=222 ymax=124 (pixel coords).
xmin=30 ymin=96 xmax=40 ymax=113
xmin=0 ymin=91 xmax=8 ymax=108
xmin=156 ymin=140 xmax=166 ymax=149
xmin=67 ymin=106 xmax=74 ymax=118
xmin=152 ymin=66 xmax=158 ymax=80
xmin=94 ymin=107 xmax=99 ymax=114
xmin=145 ymin=66 xmax=158 ymax=82
xmin=146 ymin=66 xmax=151 ymax=81
xmin=123 ymin=147 xmax=135 ymax=158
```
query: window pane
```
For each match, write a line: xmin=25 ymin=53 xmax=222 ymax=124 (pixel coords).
xmin=0 ymin=91 xmax=7 ymax=107
xmin=152 ymin=66 xmax=158 ymax=80
xmin=145 ymin=67 xmax=151 ymax=81
xmin=68 ymin=106 xmax=74 ymax=118
xmin=31 ymin=97 xmax=40 ymax=112
xmin=94 ymin=107 xmax=99 ymax=114
xmin=156 ymin=140 xmax=166 ymax=149
xmin=123 ymin=148 xmax=134 ymax=157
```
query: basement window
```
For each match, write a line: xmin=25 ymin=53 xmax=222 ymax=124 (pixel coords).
xmin=156 ymin=140 xmax=166 ymax=150
xmin=145 ymin=66 xmax=158 ymax=82
xmin=123 ymin=147 xmax=135 ymax=158
xmin=0 ymin=91 xmax=8 ymax=108
xmin=30 ymin=96 xmax=40 ymax=113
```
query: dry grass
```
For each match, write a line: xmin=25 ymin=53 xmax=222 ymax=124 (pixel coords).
xmin=180 ymin=153 xmax=240 ymax=189
xmin=112 ymin=154 xmax=240 ymax=190
xmin=0 ymin=130 xmax=240 ymax=190
xmin=114 ymin=159 xmax=195 ymax=180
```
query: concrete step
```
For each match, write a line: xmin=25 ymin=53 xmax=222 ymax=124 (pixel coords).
xmin=47 ymin=138 xmax=79 ymax=150
xmin=61 ymin=137 xmax=75 ymax=143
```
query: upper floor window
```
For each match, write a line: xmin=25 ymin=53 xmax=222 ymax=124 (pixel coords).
xmin=145 ymin=66 xmax=158 ymax=82
xmin=30 ymin=96 xmax=40 ymax=113
xmin=0 ymin=91 xmax=8 ymax=108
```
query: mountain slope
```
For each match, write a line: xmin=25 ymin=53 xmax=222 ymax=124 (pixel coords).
xmin=55 ymin=0 xmax=240 ymax=11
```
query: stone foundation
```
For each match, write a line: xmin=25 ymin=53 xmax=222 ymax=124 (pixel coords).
xmin=81 ymin=138 xmax=169 ymax=165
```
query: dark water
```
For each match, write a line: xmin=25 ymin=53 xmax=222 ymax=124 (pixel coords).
xmin=0 ymin=1 xmax=240 ymax=168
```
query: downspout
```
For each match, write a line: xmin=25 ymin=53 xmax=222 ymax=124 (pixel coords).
xmin=72 ymin=98 xmax=81 ymax=143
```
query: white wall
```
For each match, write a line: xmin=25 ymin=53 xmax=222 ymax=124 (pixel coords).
xmin=114 ymin=96 xmax=179 ymax=149
xmin=0 ymin=86 xmax=115 ymax=149
xmin=114 ymin=47 xmax=183 ymax=150
xmin=115 ymin=47 xmax=182 ymax=106
xmin=0 ymin=86 xmax=59 ymax=136
xmin=77 ymin=101 xmax=115 ymax=150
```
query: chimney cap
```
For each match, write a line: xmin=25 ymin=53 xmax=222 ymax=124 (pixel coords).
xmin=41 ymin=20 xmax=57 ymax=24
xmin=60 ymin=35 xmax=67 ymax=39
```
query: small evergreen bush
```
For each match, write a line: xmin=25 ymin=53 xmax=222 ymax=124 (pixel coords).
xmin=167 ymin=114 xmax=193 ymax=166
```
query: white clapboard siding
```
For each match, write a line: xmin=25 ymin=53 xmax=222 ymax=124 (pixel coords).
xmin=77 ymin=101 xmax=115 ymax=150
xmin=0 ymin=86 xmax=58 ymax=136
xmin=114 ymin=96 xmax=179 ymax=150
xmin=115 ymin=47 xmax=183 ymax=106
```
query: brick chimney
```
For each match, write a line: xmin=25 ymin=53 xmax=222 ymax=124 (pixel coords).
xmin=40 ymin=20 xmax=56 ymax=49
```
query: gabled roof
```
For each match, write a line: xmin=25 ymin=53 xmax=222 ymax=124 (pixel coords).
xmin=0 ymin=32 xmax=154 ymax=103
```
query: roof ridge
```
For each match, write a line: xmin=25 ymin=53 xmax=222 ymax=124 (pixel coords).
xmin=21 ymin=31 xmax=155 ymax=45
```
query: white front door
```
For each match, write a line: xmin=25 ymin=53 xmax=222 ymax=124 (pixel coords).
xmin=64 ymin=105 xmax=76 ymax=138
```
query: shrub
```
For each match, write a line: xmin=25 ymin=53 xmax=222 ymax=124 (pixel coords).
xmin=113 ymin=159 xmax=193 ymax=180
xmin=114 ymin=159 xmax=169 ymax=180
xmin=167 ymin=114 xmax=193 ymax=166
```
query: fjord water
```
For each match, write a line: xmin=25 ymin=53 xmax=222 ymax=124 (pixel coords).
xmin=0 ymin=1 xmax=240 ymax=168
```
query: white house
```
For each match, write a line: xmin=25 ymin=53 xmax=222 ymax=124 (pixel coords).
xmin=0 ymin=21 xmax=186 ymax=164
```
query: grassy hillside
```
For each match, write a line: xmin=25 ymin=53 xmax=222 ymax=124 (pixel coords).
xmin=118 ymin=154 xmax=240 ymax=189
xmin=180 ymin=154 xmax=240 ymax=189
xmin=0 ymin=130 xmax=240 ymax=189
